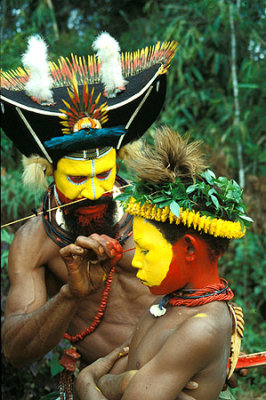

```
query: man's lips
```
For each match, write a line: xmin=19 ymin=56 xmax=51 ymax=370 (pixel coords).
xmin=74 ymin=203 xmax=108 ymax=216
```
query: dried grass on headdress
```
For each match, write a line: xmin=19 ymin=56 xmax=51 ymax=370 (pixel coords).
xmin=124 ymin=126 xmax=208 ymax=183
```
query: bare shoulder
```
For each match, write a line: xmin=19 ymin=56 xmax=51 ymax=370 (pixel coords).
xmin=12 ymin=215 xmax=45 ymax=241
xmin=171 ymin=302 xmax=232 ymax=358
xmin=9 ymin=216 xmax=57 ymax=270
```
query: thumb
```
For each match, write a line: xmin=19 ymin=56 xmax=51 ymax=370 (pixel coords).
xmin=92 ymin=346 xmax=129 ymax=379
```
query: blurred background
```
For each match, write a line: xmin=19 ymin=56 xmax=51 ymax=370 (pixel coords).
xmin=1 ymin=0 xmax=265 ymax=399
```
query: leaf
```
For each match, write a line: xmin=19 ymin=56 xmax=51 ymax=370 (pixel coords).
xmin=116 ymin=193 xmax=130 ymax=202
xmin=208 ymin=188 xmax=217 ymax=196
xmin=211 ymin=194 xmax=219 ymax=209
xmin=152 ymin=196 xmax=168 ymax=203
xmin=170 ymin=201 xmax=180 ymax=217
xmin=238 ymin=83 xmax=259 ymax=89
xmin=186 ymin=184 xmax=198 ymax=194
xmin=239 ymin=215 xmax=254 ymax=222
xmin=200 ymin=169 xmax=215 ymax=184
xmin=158 ymin=200 xmax=172 ymax=208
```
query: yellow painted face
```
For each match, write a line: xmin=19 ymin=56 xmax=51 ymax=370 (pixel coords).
xmin=132 ymin=217 xmax=173 ymax=287
xmin=54 ymin=148 xmax=116 ymax=200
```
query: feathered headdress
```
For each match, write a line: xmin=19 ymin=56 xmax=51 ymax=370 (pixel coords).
xmin=1 ymin=33 xmax=177 ymax=189
xmin=118 ymin=127 xmax=252 ymax=239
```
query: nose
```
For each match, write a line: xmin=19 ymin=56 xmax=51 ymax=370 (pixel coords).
xmin=132 ymin=256 xmax=142 ymax=270
xmin=81 ymin=177 xmax=104 ymax=200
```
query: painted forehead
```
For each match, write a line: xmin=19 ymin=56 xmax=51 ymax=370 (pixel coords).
xmin=57 ymin=147 xmax=116 ymax=173
xmin=133 ymin=217 xmax=168 ymax=245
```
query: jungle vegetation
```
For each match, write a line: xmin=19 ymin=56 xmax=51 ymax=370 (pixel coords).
xmin=1 ymin=1 xmax=265 ymax=399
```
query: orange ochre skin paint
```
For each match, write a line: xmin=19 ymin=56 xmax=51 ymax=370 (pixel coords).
xmin=149 ymin=236 xmax=220 ymax=296
xmin=132 ymin=217 xmax=221 ymax=296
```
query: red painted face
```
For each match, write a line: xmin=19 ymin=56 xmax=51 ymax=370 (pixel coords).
xmin=149 ymin=240 xmax=190 ymax=295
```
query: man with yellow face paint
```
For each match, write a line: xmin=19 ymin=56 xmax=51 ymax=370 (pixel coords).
xmin=2 ymin=34 xmax=206 ymax=400
xmin=74 ymin=127 xmax=250 ymax=400
xmin=54 ymin=148 xmax=117 ymax=202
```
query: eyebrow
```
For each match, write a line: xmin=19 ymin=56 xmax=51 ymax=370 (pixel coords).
xmin=134 ymin=237 xmax=149 ymax=248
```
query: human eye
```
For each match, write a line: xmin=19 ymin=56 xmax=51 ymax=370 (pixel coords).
xmin=67 ymin=176 xmax=88 ymax=184
xmin=96 ymin=169 xmax=112 ymax=180
xmin=141 ymin=249 xmax=149 ymax=255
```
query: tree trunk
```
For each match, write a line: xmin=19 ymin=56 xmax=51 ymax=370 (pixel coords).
xmin=46 ymin=0 xmax=59 ymax=41
xmin=229 ymin=3 xmax=245 ymax=188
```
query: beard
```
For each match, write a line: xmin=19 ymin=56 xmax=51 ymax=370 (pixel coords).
xmin=63 ymin=196 xmax=118 ymax=239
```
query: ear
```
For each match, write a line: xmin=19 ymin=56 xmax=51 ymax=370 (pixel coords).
xmin=184 ymin=234 xmax=198 ymax=262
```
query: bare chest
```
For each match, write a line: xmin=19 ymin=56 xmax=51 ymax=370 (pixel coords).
xmin=127 ymin=306 xmax=191 ymax=370
xmin=46 ymin=253 xmax=156 ymax=364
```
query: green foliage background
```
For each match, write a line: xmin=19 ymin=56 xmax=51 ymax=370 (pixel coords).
xmin=1 ymin=0 xmax=265 ymax=399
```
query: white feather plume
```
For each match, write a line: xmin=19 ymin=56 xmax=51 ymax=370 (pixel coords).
xmin=22 ymin=35 xmax=54 ymax=104
xmin=92 ymin=32 xmax=127 ymax=98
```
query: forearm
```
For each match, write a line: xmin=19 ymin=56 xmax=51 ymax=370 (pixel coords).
xmin=98 ymin=371 xmax=138 ymax=400
xmin=74 ymin=372 xmax=131 ymax=400
xmin=2 ymin=284 xmax=80 ymax=367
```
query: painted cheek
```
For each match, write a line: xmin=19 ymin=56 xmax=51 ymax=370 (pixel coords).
xmin=54 ymin=173 xmax=81 ymax=200
xmin=149 ymin=243 xmax=187 ymax=295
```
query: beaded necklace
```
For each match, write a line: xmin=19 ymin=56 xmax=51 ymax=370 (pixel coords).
xmin=150 ymin=279 xmax=234 ymax=317
xmin=40 ymin=177 xmax=133 ymax=398
xmin=53 ymin=177 xmax=133 ymax=399
xmin=64 ymin=266 xmax=115 ymax=344
xmin=42 ymin=175 xmax=131 ymax=247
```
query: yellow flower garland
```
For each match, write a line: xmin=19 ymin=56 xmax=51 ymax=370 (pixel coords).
xmin=125 ymin=198 xmax=246 ymax=239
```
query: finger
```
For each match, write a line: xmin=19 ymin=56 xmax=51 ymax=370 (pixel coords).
xmin=74 ymin=370 xmax=108 ymax=400
xmin=75 ymin=236 xmax=106 ymax=258
xmin=101 ymin=235 xmax=123 ymax=253
xmin=184 ymin=380 xmax=198 ymax=390
xmin=80 ymin=234 xmax=121 ymax=260
xmin=99 ymin=236 xmax=123 ymax=258
xmin=92 ymin=346 xmax=129 ymax=379
xmin=59 ymin=244 xmax=85 ymax=264
xmin=175 ymin=391 xmax=198 ymax=400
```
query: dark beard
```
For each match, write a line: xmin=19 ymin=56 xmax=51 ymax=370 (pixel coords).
xmin=63 ymin=198 xmax=118 ymax=239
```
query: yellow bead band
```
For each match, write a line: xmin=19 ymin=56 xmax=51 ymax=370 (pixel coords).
xmin=125 ymin=198 xmax=246 ymax=239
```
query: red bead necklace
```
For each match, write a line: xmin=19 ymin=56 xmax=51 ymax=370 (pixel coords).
xmin=59 ymin=266 xmax=116 ymax=399
xmin=63 ymin=265 xmax=115 ymax=343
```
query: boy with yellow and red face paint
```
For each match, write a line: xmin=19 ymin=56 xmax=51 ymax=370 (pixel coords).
xmin=74 ymin=127 xmax=250 ymax=400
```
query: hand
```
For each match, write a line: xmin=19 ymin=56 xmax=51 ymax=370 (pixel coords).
xmin=60 ymin=234 xmax=122 ymax=298
xmin=175 ymin=381 xmax=199 ymax=400
xmin=74 ymin=345 xmax=129 ymax=400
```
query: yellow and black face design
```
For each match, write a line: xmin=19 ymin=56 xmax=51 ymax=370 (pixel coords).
xmin=54 ymin=148 xmax=116 ymax=200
